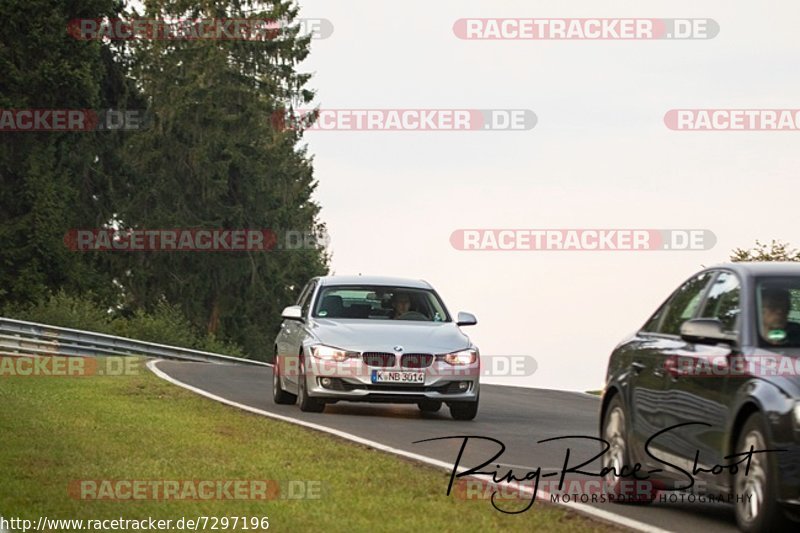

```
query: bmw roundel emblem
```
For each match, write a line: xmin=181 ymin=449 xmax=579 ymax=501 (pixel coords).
xmin=393 ymin=345 xmax=404 ymax=352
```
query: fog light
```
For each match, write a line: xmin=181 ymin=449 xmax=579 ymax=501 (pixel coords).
xmin=458 ymin=381 xmax=469 ymax=391
xmin=321 ymin=377 xmax=332 ymax=388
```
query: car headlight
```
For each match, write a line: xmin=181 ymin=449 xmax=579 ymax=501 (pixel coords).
xmin=441 ymin=349 xmax=478 ymax=366
xmin=793 ymin=401 xmax=800 ymax=427
xmin=310 ymin=345 xmax=355 ymax=362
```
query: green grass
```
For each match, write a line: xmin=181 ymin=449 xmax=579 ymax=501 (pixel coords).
xmin=0 ymin=357 xmax=618 ymax=532
xmin=585 ymin=390 xmax=603 ymax=396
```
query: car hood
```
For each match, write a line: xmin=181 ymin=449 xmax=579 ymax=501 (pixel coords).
xmin=306 ymin=319 xmax=472 ymax=354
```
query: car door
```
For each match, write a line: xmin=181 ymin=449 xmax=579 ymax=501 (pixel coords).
xmin=630 ymin=271 xmax=714 ymax=478
xmin=660 ymin=270 xmax=741 ymax=491
xmin=279 ymin=279 xmax=316 ymax=389
xmin=623 ymin=304 xmax=673 ymax=467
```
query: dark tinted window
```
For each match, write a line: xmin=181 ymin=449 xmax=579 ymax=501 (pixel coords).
xmin=298 ymin=280 xmax=317 ymax=316
xmin=757 ymin=278 xmax=800 ymax=348
xmin=296 ymin=281 xmax=313 ymax=306
xmin=642 ymin=302 xmax=668 ymax=332
xmin=312 ymin=285 xmax=449 ymax=322
xmin=699 ymin=272 xmax=740 ymax=332
xmin=659 ymin=272 xmax=712 ymax=335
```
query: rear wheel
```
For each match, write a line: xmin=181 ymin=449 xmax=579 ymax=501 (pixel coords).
xmin=602 ymin=395 xmax=656 ymax=504
xmin=734 ymin=413 xmax=791 ymax=532
xmin=272 ymin=355 xmax=296 ymax=405
xmin=417 ymin=399 xmax=442 ymax=413
xmin=297 ymin=354 xmax=325 ymax=413
xmin=448 ymin=393 xmax=479 ymax=420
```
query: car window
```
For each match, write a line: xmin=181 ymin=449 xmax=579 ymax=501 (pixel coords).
xmin=300 ymin=280 xmax=317 ymax=317
xmin=658 ymin=272 xmax=713 ymax=335
xmin=295 ymin=281 xmax=312 ymax=306
xmin=312 ymin=285 xmax=450 ymax=322
xmin=699 ymin=272 xmax=740 ymax=332
xmin=642 ymin=301 xmax=668 ymax=332
xmin=757 ymin=278 xmax=800 ymax=348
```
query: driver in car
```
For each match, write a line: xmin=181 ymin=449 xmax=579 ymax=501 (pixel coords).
xmin=761 ymin=287 xmax=800 ymax=345
xmin=390 ymin=292 xmax=412 ymax=319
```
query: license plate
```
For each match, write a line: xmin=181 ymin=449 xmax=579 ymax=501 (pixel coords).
xmin=371 ymin=370 xmax=425 ymax=384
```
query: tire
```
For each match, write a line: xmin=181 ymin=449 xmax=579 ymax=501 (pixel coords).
xmin=448 ymin=393 xmax=479 ymax=420
xmin=602 ymin=395 xmax=656 ymax=504
xmin=734 ymin=413 xmax=791 ymax=532
xmin=297 ymin=354 xmax=325 ymax=413
xmin=272 ymin=356 xmax=296 ymax=405
xmin=417 ymin=399 xmax=442 ymax=413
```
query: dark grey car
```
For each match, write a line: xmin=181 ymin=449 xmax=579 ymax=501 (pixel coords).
xmin=601 ymin=262 xmax=800 ymax=532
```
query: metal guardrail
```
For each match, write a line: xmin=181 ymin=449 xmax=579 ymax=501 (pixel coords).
xmin=0 ymin=316 xmax=270 ymax=367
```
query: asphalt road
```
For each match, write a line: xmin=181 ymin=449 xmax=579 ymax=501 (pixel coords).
xmin=153 ymin=360 xmax=739 ymax=533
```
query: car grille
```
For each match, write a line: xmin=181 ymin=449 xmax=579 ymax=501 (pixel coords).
xmin=362 ymin=352 xmax=396 ymax=367
xmin=400 ymin=354 xmax=434 ymax=368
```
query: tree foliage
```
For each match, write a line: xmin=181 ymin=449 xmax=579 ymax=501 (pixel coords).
xmin=0 ymin=0 xmax=134 ymax=306
xmin=0 ymin=0 xmax=329 ymax=359
xmin=730 ymin=240 xmax=800 ymax=262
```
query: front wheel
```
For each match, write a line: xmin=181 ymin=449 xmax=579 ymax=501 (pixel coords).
xmin=417 ymin=399 xmax=442 ymax=413
xmin=297 ymin=355 xmax=325 ymax=413
xmin=272 ymin=356 xmax=296 ymax=405
xmin=602 ymin=395 xmax=656 ymax=504
xmin=448 ymin=393 xmax=479 ymax=420
xmin=734 ymin=413 xmax=790 ymax=532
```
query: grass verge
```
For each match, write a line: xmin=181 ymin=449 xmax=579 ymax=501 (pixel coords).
xmin=0 ymin=356 xmax=619 ymax=532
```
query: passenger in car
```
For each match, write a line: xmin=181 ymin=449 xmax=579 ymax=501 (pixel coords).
xmin=761 ymin=287 xmax=800 ymax=345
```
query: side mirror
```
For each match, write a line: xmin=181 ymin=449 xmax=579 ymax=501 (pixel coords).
xmin=281 ymin=305 xmax=304 ymax=321
xmin=680 ymin=318 xmax=737 ymax=345
xmin=456 ymin=312 xmax=477 ymax=327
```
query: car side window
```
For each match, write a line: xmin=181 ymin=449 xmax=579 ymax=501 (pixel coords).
xmin=300 ymin=281 xmax=317 ymax=317
xmin=296 ymin=282 xmax=311 ymax=306
xmin=658 ymin=272 xmax=713 ymax=335
xmin=699 ymin=272 xmax=741 ymax=332
xmin=642 ymin=302 xmax=668 ymax=332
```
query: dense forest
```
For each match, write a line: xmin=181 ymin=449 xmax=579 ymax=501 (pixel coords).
xmin=0 ymin=0 xmax=329 ymax=360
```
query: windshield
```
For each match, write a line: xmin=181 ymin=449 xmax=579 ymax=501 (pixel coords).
xmin=756 ymin=277 xmax=800 ymax=348
xmin=312 ymin=285 xmax=450 ymax=322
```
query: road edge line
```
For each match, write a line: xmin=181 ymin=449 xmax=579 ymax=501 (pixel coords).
xmin=147 ymin=359 xmax=669 ymax=533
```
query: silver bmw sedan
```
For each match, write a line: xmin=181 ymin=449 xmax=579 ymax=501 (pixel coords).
xmin=272 ymin=275 xmax=480 ymax=420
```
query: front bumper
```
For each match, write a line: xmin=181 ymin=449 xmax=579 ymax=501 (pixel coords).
xmin=303 ymin=354 xmax=480 ymax=403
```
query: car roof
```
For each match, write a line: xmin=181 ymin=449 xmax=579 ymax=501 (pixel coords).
xmin=316 ymin=275 xmax=433 ymax=289
xmin=706 ymin=262 xmax=800 ymax=278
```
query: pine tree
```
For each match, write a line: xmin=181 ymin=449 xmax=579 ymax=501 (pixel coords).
xmin=118 ymin=0 xmax=328 ymax=358
xmin=0 ymin=0 xmax=134 ymax=307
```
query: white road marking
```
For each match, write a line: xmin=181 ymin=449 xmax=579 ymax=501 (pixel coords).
xmin=148 ymin=359 xmax=672 ymax=533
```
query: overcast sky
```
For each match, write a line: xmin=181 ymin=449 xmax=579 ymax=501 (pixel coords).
xmin=294 ymin=0 xmax=799 ymax=391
